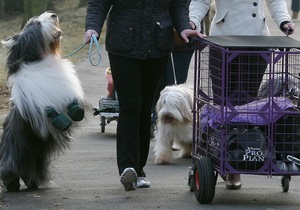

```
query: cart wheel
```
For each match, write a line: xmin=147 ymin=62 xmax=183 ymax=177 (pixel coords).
xmin=281 ymin=175 xmax=291 ymax=192
xmin=193 ymin=156 xmax=216 ymax=204
xmin=100 ymin=116 xmax=106 ymax=133
xmin=188 ymin=165 xmax=194 ymax=192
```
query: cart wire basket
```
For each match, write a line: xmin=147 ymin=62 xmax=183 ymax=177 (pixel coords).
xmin=188 ymin=36 xmax=300 ymax=204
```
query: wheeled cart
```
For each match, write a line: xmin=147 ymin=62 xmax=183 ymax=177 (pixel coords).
xmin=99 ymin=98 xmax=119 ymax=133
xmin=188 ymin=36 xmax=300 ymax=204
xmin=94 ymin=96 xmax=119 ymax=133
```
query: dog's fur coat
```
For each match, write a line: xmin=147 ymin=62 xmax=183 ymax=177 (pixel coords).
xmin=258 ymin=73 xmax=300 ymax=98
xmin=154 ymin=84 xmax=194 ymax=164
xmin=0 ymin=11 xmax=89 ymax=191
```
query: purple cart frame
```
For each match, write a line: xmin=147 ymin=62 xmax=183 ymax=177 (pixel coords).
xmin=189 ymin=36 xmax=300 ymax=204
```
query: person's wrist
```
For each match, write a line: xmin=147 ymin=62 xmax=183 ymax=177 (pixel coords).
xmin=189 ymin=21 xmax=196 ymax=30
xmin=280 ymin=21 xmax=291 ymax=31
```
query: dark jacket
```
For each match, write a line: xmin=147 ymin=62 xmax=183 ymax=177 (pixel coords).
xmin=173 ymin=0 xmax=193 ymax=52
xmin=85 ymin=0 xmax=191 ymax=59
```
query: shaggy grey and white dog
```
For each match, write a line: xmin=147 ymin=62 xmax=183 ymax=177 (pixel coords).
xmin=154 ymin=84 xmax=194 ymax=165
xmin=0 ymin=11 xmax=90 ymax=191
xmin=258 ymin=73 xmax=300 ymax=98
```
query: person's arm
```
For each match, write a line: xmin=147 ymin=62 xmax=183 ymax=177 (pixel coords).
xmin=266 ymin=0 xmax=295 ymax=35
xmin=171 ymin=0 xmax=192 ymax=34
xmin=171 ymin=0 xmax=206 ymax=43
xmin=84 ymin=0 xmax=111 ymax=43
xmin=189 ymin=0 xmax=211 ymax=32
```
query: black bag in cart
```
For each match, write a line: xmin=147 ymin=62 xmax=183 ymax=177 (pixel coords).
xmin=205 ymin=125 xmax=268 ymax=171
xmin=226 ymin=126 xmax=268 ymax=171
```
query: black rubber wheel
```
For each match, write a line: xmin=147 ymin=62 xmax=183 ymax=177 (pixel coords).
xmin=100 ymin=116 xmax=106 ymax=133
xmin=281 ymin=175 xmax=290 ymax=192
xmin=193 ymin=156 xmax=216 ymax=204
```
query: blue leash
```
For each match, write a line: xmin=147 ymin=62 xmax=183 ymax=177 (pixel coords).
xmin=63 ymin=34 xmax=101 ymax=66
xmin=89 ymin=34 xmax=102 ymax=66
xmin=63 ymin=43 xmax=86 ymax=58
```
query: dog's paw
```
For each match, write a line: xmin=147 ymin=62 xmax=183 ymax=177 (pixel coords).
xmin=1 ymin=176 xmax=20 ymax=192
xmin=179 ymin=151 xmax=192 ymax=158
xmin=154 ymin=155 xmax=171 ymax=165
xmin=67 ymin=100 xmax=85 ymax=121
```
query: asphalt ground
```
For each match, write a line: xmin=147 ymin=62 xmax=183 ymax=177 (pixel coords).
xmin=1 ymin=4 xmax=300 ymax=210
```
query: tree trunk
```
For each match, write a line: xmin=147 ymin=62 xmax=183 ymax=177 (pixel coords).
xmin=0 ymin=0 xmax=5 ymax=17
xmin=22 ymin=0 xmax=49 ymax=28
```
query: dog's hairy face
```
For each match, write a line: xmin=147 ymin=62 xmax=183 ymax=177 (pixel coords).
xmin=156 ymin=85 xmax=193 ymax=125
xmin=1 ymin=11 xmax=62 ymax=75
xmin=36 ymin=11 xmax=62 ymax=54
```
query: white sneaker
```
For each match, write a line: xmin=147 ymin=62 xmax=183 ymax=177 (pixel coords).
xmin=120 ymin=167 xmax=137 ymax=191
xmin=136 ymin=177 xmax=150 ymax=188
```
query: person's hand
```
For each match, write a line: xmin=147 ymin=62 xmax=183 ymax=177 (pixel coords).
xmin=283 ymin=22 xmax=296 ymax=35
xmin=180 ymin=29 xmax=206 ymax=43
xmin=84 ymin=29 xmax=99 ymax=43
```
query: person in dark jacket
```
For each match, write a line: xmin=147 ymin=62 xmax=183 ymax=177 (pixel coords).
xmin=84 ymin=0 xmax=204 ymax=191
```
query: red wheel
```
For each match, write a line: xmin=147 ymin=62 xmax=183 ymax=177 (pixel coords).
xmin=193 ymin=156 xmax=216 ymax=204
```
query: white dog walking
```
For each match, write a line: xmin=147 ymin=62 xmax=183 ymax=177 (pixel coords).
xmin=154 ymin=84 xmax=194 ymax=164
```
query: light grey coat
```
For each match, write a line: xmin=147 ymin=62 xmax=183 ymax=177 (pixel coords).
xmin=189 ymin=0 xmax=292 ymax=36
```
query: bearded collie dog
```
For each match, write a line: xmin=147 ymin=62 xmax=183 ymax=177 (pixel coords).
xmin=258 ymin=73 xmax=300 ymax=98
xmin=154 ymin=84 xmax=194 ymax=165
xmin=0 ymin=11 xmax=90 ymax=191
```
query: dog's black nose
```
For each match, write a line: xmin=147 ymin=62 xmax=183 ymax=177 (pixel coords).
xmin=51 ymin=13 xmax=57 ymax=19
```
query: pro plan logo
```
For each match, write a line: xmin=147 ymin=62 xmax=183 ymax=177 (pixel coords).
xmin=243 ymin=147 xmax=265 ymax=162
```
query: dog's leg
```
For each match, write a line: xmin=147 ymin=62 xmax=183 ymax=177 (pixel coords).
xmin=0 ymin=109 xmax=22 ymax=191
xmin=177 ymin=141 xmax=192 ymax=158
xmin=22 ymin=176 xmax=38 ymax=190
xmin=154 ymin=130 xmax=174 ymax=164
xmin=67 ymin=99 xmax=85 ymax=121
xmin=0 ymin=172 xmax=20 ymax=192
xmin=21 ymin=142 xmax=51 ymax=190
xmin=0 ymin=108 xmax=53 ymax=191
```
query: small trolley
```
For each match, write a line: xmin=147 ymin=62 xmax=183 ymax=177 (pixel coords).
xmin=94 ymin=90 xmax=119 ymax=133
xmin=188 ymin=36 xmax=300 ymax=204
xmin=97 ymin=97 xmax=119 ymax=133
